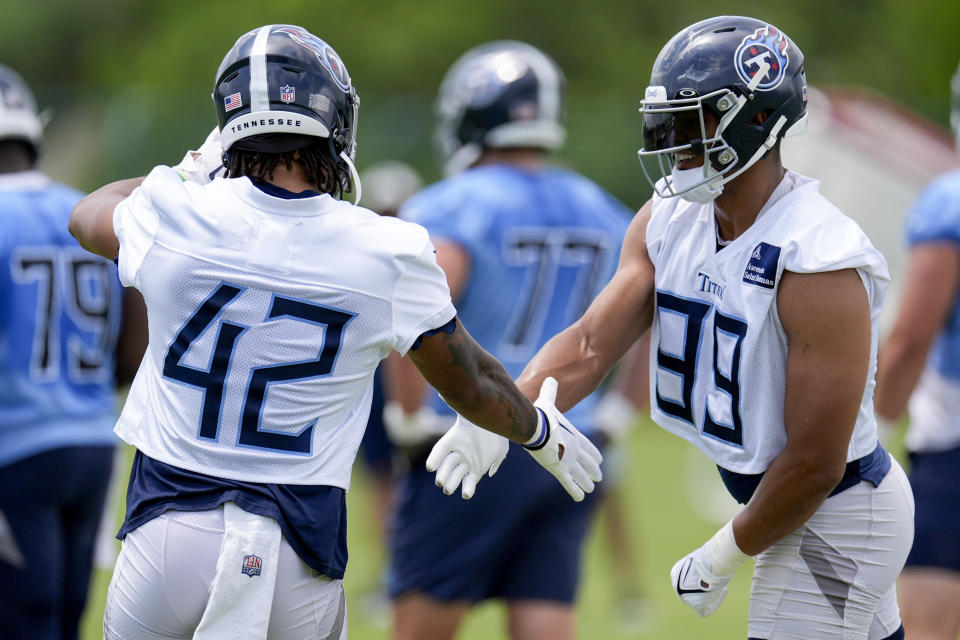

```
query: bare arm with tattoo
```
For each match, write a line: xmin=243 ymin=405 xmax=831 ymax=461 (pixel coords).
xmin=408 ymin=319 xmax=538 ymax=444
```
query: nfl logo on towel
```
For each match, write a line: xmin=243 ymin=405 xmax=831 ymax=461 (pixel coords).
xmin=241 ymin=554 xmax=262 ymax=577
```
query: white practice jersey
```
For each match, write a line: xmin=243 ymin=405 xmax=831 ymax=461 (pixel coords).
xmin=647 ymin=171 xmax=889 ymax=474
xmin=113 ymin=166 xmax=455 ymax=488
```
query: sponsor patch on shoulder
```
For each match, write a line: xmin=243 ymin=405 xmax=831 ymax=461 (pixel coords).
xmin=742 ymin=242 xmax=781 ymax=289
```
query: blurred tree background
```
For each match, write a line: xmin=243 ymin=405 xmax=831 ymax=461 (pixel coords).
xmin=2 ymin=0 xmax=958 ymax=209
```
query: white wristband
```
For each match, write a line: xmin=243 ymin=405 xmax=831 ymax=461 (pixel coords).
xmin=703 ymin=519 xmax=750 ymax=578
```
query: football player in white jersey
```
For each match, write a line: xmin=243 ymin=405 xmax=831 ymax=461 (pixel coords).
xmin=431 ymin=16 xmax=914 ymax=639
xmin=67 ymin=24 xmax=601 ymax=640
xmin=874 ymin=59 xmax=960 ymax=640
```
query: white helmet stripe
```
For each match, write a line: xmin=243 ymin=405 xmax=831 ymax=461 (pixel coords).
xmin=524 ymin=45 xmax=561 ymax=123
xmin=249 ymin=26 xmax=272 ymax=112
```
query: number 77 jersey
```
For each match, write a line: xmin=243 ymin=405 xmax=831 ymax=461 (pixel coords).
xmin=112 ymin=166 xmax=455 ymax=489
xmin=646 ymin=172 xmax=889 ymax=475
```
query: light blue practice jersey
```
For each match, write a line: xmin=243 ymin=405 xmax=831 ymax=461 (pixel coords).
xmin=906 ymin=168 xmax=960 ymax=380
xmin=0 ymin=171 xmax=122 ymax=466
xmin=401 ymin=165 xmax=631 ymax=433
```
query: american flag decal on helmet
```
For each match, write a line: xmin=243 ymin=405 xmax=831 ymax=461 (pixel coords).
xmin=224 ymin=92 xmax=243 ymax=112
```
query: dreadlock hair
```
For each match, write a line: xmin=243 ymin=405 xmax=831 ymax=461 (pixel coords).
xmin=225 ymin=136 xmax=353 ymax=197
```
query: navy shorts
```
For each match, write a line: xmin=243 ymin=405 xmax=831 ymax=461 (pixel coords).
xmin=388 ymin=441 xmax=603 ymax=604
xmin=905 ymin=446 xmax=960 ymax=572
xmin=0 ymin=445 xmax=115 ymax=640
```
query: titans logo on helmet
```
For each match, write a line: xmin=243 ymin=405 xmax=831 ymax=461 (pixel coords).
xmin=276 ymin=27 xmax=352 ymax=91
xmin=734 ymin=25 xmax=790 ymax=91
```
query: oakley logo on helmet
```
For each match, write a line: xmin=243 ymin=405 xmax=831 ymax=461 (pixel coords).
xmin=276 ymin=27 xmax=351 ymax=91
xmin=735 ymin=25 xmax=790 ymax=91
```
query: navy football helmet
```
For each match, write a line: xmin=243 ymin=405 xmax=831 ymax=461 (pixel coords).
xmin=435 ymin=41 xmax=566 ymax=175
xmin=637 ymin=16 xmax=808 ymax=202
xmin=213 ymin=25 xmax=358 ymax=163
xmin=0 ymin=64 xmax=44 ymax=160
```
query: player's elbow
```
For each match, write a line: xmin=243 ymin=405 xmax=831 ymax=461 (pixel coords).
xmin=800 ymin=454 xmax=848 ymax=496
xmin=67 ymin=204 xmax=86 ymax=244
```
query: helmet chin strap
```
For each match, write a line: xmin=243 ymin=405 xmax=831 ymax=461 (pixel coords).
xmin=339 ymin=150 xmax=362 ymax=205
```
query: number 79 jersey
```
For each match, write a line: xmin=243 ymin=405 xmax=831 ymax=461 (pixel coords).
xmin=646 ymin=172 xmax=889 ymax=474
xmin=112 ymin=167 xmax=455 ymax=488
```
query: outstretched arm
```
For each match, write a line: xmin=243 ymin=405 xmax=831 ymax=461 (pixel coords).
xmin=411 ymin=319 xmax=603 ymax=501
xmin=69 ymin=178 xmax=144 ymax=259
xmin=407 ymin=320 xmax=537 ymax=443
xmin=516 ymin=200 xmax=656 ymax=409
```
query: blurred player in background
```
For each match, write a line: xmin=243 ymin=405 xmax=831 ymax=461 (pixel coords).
xmin=385 ymin=41 xmax=632 ymax=640
xmin=0 ymin=63 xmax=145 ymax=640
xmin=431 ymin=16 xmax=915 ymax=639
xmin=355 ymin=160 xmax=423 ymax=619
xmin=874 ymin=60 xmax=960 ymax=640
xmin=68 ymin=24 xmax=599 ymax=640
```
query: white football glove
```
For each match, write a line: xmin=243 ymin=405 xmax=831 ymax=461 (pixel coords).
xmin=670 ymin=547 xmax=731 ymax=617
xmin=383 ymin=402 xmax=451 ymax=448
xmin=670 ymin=520 xmax=749 ymax=617
xmin=525 ymin=377 xmax=603 ymax=502
xmin=172 ymin=127 xmax=226 ymax=184
xmin=425 ymin=416 xmax=509 ymax=499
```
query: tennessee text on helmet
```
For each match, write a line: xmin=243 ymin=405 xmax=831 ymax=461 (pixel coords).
xmin=637 ymin=17 xmax=809 ymax=203
xmin=0 ymin=64 xmax=44 ymax=160
xmin=435 ymin=41 xmax=566 ymax=175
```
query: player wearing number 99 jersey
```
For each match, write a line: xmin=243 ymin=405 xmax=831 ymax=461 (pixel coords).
xmin=508 ymin=16 xmax=914 ymax=639
xmin=69 ymin=25 xmax=598 ymax=640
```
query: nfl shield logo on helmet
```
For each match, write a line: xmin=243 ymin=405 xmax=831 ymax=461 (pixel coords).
xmin=241 ymin=554 xmax=262 ymax=577
xmin=280 ymin=85 xmax=295 ymax=104
xmin=734 ymin=25 xmax=790 ymax=91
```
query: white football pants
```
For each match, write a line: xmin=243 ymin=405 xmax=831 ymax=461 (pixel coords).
xmin=748 ymin=455 xmax=914 ymax=640
xmin=103 ymin=506 xmax=347 ymax=640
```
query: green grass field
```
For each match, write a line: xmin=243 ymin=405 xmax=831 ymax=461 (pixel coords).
xmin=79 ymin=418 xmax=770 ymax=639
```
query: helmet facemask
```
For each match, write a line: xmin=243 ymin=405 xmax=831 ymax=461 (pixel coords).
xmin=638 ymin=86 xmax=742 ymax=203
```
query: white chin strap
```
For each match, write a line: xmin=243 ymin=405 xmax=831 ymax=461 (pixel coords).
xmin=672 ymin=165 xmax=724 ymax=204
xmin=339 ymin=151 xmax=362 ymax=205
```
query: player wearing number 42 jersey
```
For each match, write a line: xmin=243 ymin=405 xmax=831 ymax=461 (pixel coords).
xmin=68 ymin=24 xmax=600 ymax=640
xmin=435 ymin=16 xmax=914 ymax=640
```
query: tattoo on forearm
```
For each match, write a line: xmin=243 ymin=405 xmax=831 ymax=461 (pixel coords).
xmin=441 ymin=329 xmax=536 ymax=442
